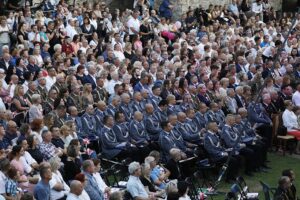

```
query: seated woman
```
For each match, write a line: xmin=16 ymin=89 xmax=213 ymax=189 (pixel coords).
xmin=49 ymin=156 xmax=70 ymax=200
xmin=63 ymin=144 xmax=82 ymax=183
xmin=9 ymin=145 xmax=37 ymax=193
xmin=145 ymin=156 xmax=167 ymax=189
xmin=140 ymin=163 xmax=165 ymax=198
xmin=282 ymin=100 xmax=300 ymax=154
xmin=92 ymin=159 xmax=111 ymax=194
xmin=26 ymin=135 xmax=44 ymax=164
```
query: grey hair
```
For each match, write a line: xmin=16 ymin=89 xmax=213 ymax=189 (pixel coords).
xmin=144 ymin=156 xmax=155 ymax=166
xmin=31 ymin=94 xmax=41 ymax=104
xmin=49 ymin=156 xmax=61 ymax=171
xmin=128 ymin=162 xmax=140 ymax=174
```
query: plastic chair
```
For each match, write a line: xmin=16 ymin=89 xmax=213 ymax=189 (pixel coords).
xmin=259 ymin=181 xmax=277 ymax=200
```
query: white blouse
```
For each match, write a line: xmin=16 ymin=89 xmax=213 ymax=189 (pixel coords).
xmin=282 ymin=109 xmax=299 ymax=131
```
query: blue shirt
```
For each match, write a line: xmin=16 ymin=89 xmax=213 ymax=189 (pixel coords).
xmin=34 ymin=180 xmax=50 ymax=200
xmin=127 ymin=175 xmax=148 ymax=198
xmin=150 ymin=167 xmax=166 ymax=189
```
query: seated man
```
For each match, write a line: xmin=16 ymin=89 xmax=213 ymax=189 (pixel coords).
xmin=204 ymin=121 xmax=240 ymax=182
xmin=127 ymin=161 xmax=155 ymax=200
xmin=100 ymin=115 xmax=140 ymax=162
xmin=221 ymin=115 xmax=257 ymax=176
xmin=38 ymin=130 xmax=63 ymax=161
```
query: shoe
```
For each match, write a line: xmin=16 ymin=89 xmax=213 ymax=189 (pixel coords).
xmin=259 ymin=167 xmax=269 ymax=173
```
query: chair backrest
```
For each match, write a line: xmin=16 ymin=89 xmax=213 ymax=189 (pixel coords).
xmin=260 ymin=181 xmax=272 ymax=200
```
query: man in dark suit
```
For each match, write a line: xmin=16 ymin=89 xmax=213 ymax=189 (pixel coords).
xmin=82 ymin=65 xmax=97 ymax=89
xmin=235 ymin=86 xmax=246 ymax=108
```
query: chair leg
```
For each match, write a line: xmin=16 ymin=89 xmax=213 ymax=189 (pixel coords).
xmin=283 ymin=140 xmax=287 ymax=156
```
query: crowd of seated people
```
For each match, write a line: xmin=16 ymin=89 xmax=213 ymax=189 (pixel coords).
xmin=0 ymin=0 xmax=300 ymax=199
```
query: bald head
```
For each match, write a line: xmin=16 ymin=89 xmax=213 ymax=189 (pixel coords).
xmin=145 ymin=104 xmax=154 ymax=114
xmin=96 ymin=101 xmax=107 ymax=111
xmin=70 ymin=180 xmax=83 ymax=196
xmin=177 ymin=112 xmax=186 ymax=122
xmin=134 ymin=111 xmax=143 ymax=121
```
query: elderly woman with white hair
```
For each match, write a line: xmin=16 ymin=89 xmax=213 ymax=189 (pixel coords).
xmin=127 ymin=162 xmax=155 ymax=200
xmin=49 ymin=156 xmax=70 ymax=200
xmin=28 ymin=94 xmax=43 ymax=123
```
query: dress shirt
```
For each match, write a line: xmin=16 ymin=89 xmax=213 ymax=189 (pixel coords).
xmin=126 ymin=175 xmax=148 ymax=198
xmin=38 ymin=142 xmax=56 ymax=161
xmin=67 ymin=193 xmax=81 ymax=200
xmin=292 ymin=91 xmax=300 ymax=106
xmin=49 ymin=171 xmax=70 ymax=200
xmin=93 ymin=172 xmax=108 ymax=193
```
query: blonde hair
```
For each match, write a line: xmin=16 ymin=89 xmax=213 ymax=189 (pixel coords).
xmin=14 ymin=85 xmax=23 ymax=97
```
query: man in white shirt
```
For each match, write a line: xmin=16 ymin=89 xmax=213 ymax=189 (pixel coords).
xmin=66 ymin=18 xmax=78 ymax=40
xmin=28 ymin=24 xmax=41 ymax=49
xmin=67 ymin=180 xmax=83 ymax=200
xmin=106 ymin=71 xmax=121 ymax=95
xmin=127 ymin=10 xmax=140 ymax=40
xmin=45 ymin=67 xmax=57 ymax=91
xmin=127 ymin=162 xmax=154 ymax=200
xmin=292 ymin=84 xmax=300 ymax=106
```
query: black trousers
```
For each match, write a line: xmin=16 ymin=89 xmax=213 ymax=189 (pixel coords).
xmin=216 ymin=155 xmax=240 ymax=181
xmin=256 ymin=124 xmax=273 ymax=148
xmin=239 ymin=147 xmax=256 ymax=173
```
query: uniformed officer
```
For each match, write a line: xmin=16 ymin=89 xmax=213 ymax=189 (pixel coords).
xmin=131 ymin=92 xmax=144 ymax=113
xmin=153 ymin=100 xmax=168 ymax=122
xmin=247 ymin=102 xmax=273 ymax=148
xmin=81 ymin=104 xmax=99 ymax=140
xmin=204 ymin=121 xmax=240 ymax=182
xmin=94 ymin=101 xmax=107 ymax=130
xmin=238 ymin=108 xmax=269 ymax=168
xmin=144 ymin=104 xmax=161 ymax=141
xmin=67 ymin=84 xmax=84 ymax=114
xmin=129 ymin=111 xmax=150 ymax=145
xmin=140 ymin=89 xmax=151 ymax=111
xmin=106 ymin=95 xmax=121 ymax=117
xmin=167 ymin=94 xmax=180 ymax=115
xmin=112 ymin=111 xmax=150 ymax=160
xmin=24 ymin=81 xmax=37 ymax=104
xmin=176 ymin=112 xmax=201 ymax=144
xmin=179 ymin=94 xmax=195 ymax=113
xmin=194 ymin=103 xmax=208 ymax=131
xmin=92 ymin=77 xmax=109 ymax=103
xmin=150 ymin=85 xmax=162 ymax=110
xmin=185 ymin=108 xmax=204 ymax=136
xmin=234 ymin=114 xmax=267 ymax=171
xmin=205 ymin=102 xmax=225 ymax=128
xmin=119 ymin=93 xmax=133 ymax=121
xmin=159 ymin=121 xmax=178 ymax=163
xmin=100 ymin=115 xmax=140 ymax=161
xmin=221 ymin=114 xmax=256 ymax=176
xmin=169 ymin=114 xmax=197 ymax=157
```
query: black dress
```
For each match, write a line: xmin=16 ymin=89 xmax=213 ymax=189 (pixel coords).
xmin=63 ymin=157 xmax=82 ymax=183
xmin=27 ymin=148 xmax=44 ymax=164
xmin=17 ymin=31 xmax=28 ymax=44
xmin=140 ymin=176 xmax=156 ymax=192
